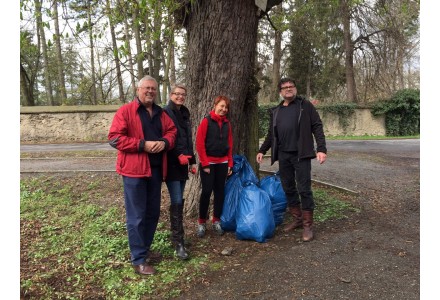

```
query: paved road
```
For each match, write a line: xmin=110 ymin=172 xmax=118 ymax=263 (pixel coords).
xmin=20 ymin=139 xmax=419 ymax=193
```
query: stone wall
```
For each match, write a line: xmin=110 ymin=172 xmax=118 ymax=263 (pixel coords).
xmin=20 ymin=105 xmax=385 ymax=143
xmin=320 ymin=108 xmax=385 ymax=137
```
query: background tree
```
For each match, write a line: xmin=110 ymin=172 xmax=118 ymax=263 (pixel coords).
xmin=52 ymin=0 xmax=68 ymax=104
xmin=105 ymin=0 xmax=125 ymax=103
xmin=20 ymin=30 xmax=40 ymax=106
xmin=35 ymin=0 xmax=55 ymax=105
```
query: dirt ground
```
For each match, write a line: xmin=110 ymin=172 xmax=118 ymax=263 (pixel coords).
xmin=20 ymin=140 xmax=420 ymax=299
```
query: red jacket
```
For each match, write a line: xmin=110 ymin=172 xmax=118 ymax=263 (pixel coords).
xmin=108 ymin=99 xmax=177 ymax=180
xmin=196 ymin=110 xmax=233 ymax=168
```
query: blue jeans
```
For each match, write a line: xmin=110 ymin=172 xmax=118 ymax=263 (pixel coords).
xmin=122 ymin=167 xmax=162 ymax=265
xmin=165 ymin=180 xmax=186 ymax=205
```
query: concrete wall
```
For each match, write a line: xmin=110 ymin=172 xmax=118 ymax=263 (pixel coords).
xmin=20 ymin=105 xmax=385 ymax=143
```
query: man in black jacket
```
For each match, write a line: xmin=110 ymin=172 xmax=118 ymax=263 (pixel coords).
xmin=256 ymin=78 xmax=327 ymax=242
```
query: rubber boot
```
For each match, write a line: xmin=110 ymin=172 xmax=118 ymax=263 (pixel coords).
xmin=302 ymin=210 xmax=314 ymax=242
xmin=283 ymin=206 xmax=303 ymax=232
xmin=170 ymin=204 xmax=189 ymax=260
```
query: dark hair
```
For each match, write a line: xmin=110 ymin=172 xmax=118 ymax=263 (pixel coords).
xmin=277 ymin=78 xmax=296 ymax=92
xmin=213 ymin=95 xmax=231 ymax=110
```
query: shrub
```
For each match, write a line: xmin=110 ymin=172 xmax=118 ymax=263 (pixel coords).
xmin=372 ymin=89 xmax=420 ymax=136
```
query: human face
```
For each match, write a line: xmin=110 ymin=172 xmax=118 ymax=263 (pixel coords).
xmin=279 ymin=82 xmax=297 ymax=101
xmin=170 ymin=88 xmax=187 ymax=107
xmin=137 ymin=80 xmax=158 ymax=106
xmin=214 ymin=100 xmax=228 ymax=116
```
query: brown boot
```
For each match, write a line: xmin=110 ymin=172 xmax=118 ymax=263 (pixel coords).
xmin=302 ymin=210 xmax=314 ymax=242
xmin=283 ymin=206 xmax=303 ymax=232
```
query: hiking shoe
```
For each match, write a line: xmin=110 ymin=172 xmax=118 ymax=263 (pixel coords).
xmin=197 ymin=224 xmax=206 ymax=238
xmin=212 ymin=221 xmax=224 ymax=236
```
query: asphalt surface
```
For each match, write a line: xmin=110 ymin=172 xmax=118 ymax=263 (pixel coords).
xmin=20 ymin=139 xmax=420 ymax=194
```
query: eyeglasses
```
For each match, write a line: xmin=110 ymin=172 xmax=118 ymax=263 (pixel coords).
xmin=172 ymin=92 xmax=186 ymax=97
xmin=139 ymin=86 xmax=157 ymax=91
xmin=280 ymin=85 xmax=296 ymax=91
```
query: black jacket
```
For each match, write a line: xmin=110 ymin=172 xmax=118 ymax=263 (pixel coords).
xmin=258 ymin=96 xmax=327 ymax=165
xmin=164 ymin=101 xmax=196 ymax=181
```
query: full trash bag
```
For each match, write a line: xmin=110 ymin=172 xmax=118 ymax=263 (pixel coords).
xmin=259 ymin=172 xmax=287 ymax=226
xmin=221 ymin=173 xmax=242 ymax=231
xmin=235 ymin=182 xmax=275 ymax=243
xmin=231 ymin=154 xmax=259 ymax=185
xmin=221 ymin=155 xmax=259 ymax=231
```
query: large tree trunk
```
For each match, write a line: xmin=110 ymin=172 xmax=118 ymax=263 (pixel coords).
xmin=183 ymin=0 xmax=260 ymax=215
xmin=52 ymin=0 xmax=68 ymax=104
xmin=35 ymin=0 xmax=54 ymax=106
xmin=106 ymin=0 xmax=125 ymax=103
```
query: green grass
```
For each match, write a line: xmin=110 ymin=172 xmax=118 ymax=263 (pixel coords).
xmin=20 ymin=175 xmax=357 ymax=299
xmin=20 ymin=178 xmax=207 ymax=299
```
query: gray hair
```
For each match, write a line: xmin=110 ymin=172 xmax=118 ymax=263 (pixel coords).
xmin=137 ymin=75 xmax=158 ymax=87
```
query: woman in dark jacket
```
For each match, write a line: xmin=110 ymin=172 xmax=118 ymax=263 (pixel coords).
xmin=164 ymin=84 xmax=196 ymax=260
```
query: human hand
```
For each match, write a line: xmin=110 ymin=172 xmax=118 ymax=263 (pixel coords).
xmin=202 ymin=167 xmax=210 ymax=174
xmin=178 ymin=154 xmax=192 ymax=165
xmin=227 ymin=167 xmax=232 ymax=176
xmin=256 ymin=153 xmax=264 ymax=164
xmin=316 ymin=152 xmax=327 ymax=164
xmin=145 ymin=141 xmax=165 ymax=153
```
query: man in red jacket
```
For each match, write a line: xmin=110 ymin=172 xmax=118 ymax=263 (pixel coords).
xmin=108 ymin=75 xmax=177 ymax=275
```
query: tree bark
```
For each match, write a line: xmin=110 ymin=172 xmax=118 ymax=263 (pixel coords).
xmin=183 ymin=0 xmax=260 ymax=215
xmin=52 ymin=0 xmax=68 ymax=104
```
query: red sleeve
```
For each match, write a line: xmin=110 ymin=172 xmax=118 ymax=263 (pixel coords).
xmin=195 ymin=118 xmax=209 ymax=167
xmin=108 ymin=105 xmax=142 ymax=152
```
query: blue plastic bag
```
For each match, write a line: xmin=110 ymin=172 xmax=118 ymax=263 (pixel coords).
xmin=259 ymin=173 xmax=287 ymax=226
xmin=231 ymin=154 xmax=259 ymax=185
xmin=235 ymin=182 xmax=275 ymax=243
xmin=221 ymin=173 xmax=243 ymax=231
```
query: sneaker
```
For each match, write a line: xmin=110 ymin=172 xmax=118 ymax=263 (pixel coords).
xmin=197 ymin=224 xmax=206 ymax=238
xmin=212 ymin=221 xmax=224 ymax=236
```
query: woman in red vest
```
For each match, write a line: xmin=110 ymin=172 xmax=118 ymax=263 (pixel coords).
xmin=195 ymin=95 xmax=233 ymax=237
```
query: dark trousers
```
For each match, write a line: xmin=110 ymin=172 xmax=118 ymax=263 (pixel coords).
xmin=122 ymin=167 xmax=162 ymax=265
xmin=278 ymin=151 xmax=315 ymax=211
xmin=199 ymin=163 xmax=229 ymax=220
